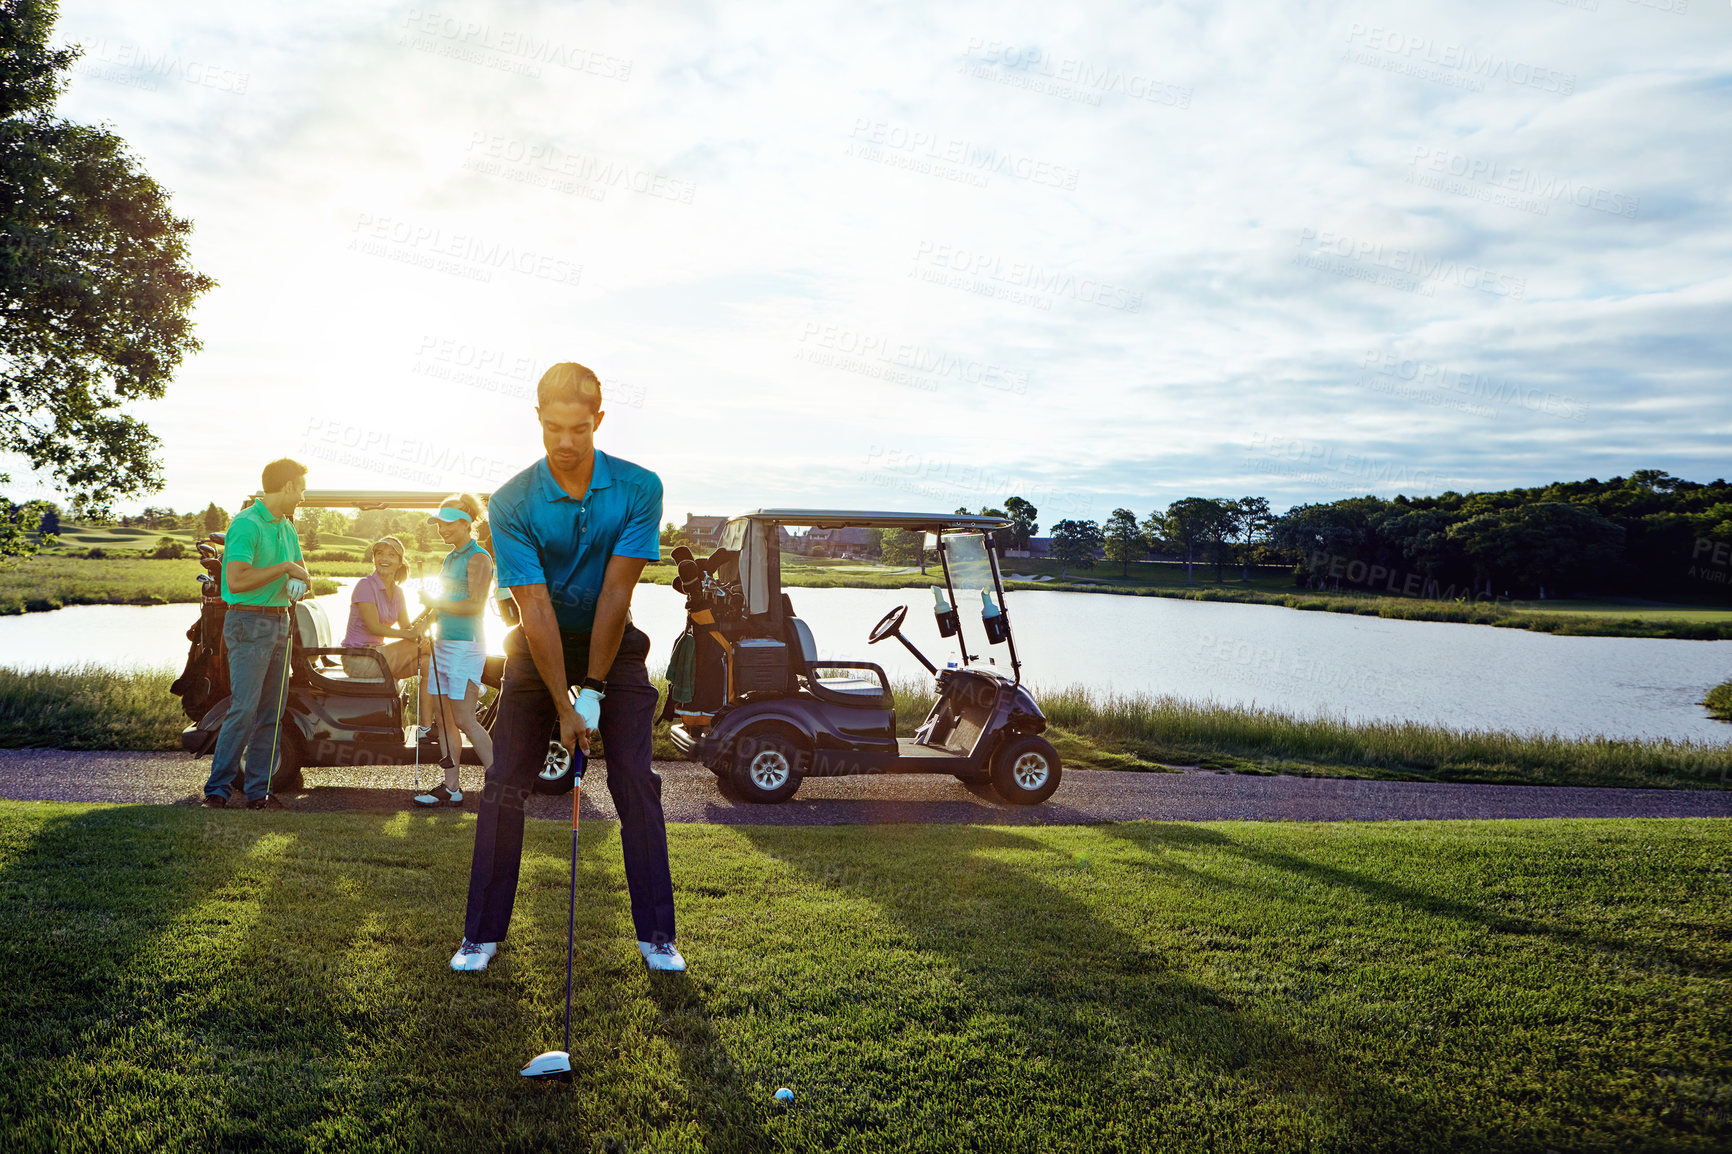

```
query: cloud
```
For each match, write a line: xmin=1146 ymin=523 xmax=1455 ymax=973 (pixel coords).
xmin=24 ymin=0 xmax=1732 ymax=521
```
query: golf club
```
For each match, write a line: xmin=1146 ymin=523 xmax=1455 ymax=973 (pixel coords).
xmin=522 ymin=688 xmax=585 ymax=1081
xmin=416 ymin=558 xmax=457 ymax=781
xmin=263 ymin=576 xmax=306 ymax=804
xmin=411 ymin=559 xmax=427 ymax=793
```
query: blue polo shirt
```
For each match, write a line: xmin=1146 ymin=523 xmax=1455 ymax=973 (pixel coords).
xmin=488 ymin=450 xmax=662 ymax=633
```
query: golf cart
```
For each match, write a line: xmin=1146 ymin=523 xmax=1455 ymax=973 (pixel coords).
xmin=169 ymin=490 xmax=579 ymax=795
xmin=665 ymin=510 xmax=1061 ymax=804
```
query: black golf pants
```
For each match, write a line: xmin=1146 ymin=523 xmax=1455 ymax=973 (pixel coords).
xmin=463 ymin=623 xmax=675 ymax=946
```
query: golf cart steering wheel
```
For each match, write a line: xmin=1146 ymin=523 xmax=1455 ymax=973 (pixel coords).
xmin=868 ymin=604 xmax=907 ymax=644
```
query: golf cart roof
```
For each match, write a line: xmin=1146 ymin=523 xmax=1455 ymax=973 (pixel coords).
xmin=256 ymin=491 xmax=492 ymax=510
xmin=734 ymin=509 xmax=1013 ymax=532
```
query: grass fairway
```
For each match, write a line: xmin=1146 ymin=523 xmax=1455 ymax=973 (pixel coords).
xmin=1 ymin=805 xmax=1726 ymax=1151
xmin=0 ymin=557 xmax=340 ymax=614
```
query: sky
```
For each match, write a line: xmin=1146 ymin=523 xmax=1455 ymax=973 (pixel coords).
xmin=13 ymin=0 xmax=1732 ymax=527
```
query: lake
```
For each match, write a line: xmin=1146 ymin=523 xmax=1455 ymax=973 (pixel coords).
xmin=1 ymin=579 xmax=1728 ymax=744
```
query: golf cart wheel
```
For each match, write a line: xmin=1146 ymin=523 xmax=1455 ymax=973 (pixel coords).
xmin=714 ymin=769 xmax=745 ymax=802
xmin=726 ymin=729 xmax=805 ymax=804
xmin=270 ymin=731 xmax=305 ymax=794
xmin=989 ymin=736 xmax=1061 ymax=805
xmin=531 ymin=722 xmax=579 ymax=795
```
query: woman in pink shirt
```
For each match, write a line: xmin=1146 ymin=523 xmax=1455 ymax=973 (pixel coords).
xmin=341 ymin=536 xmax=426 ymax=681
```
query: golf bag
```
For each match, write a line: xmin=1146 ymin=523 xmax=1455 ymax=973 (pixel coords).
xmin=659 ymin=546 xmax=746 ymax=723
xmin=170 ymin=535 xmax=232 ymax=722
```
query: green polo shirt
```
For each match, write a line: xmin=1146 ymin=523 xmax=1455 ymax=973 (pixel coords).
xmin=221 ymin=500 xmax=304 ymax=607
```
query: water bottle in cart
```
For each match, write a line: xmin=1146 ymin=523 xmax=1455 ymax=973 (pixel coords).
xmin=933 ymin=584 xmax=959 ymax=637
xmin=981 ymin=589 xmax=1008 ymax=645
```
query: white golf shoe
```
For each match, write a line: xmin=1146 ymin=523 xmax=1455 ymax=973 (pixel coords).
xmin=450 ymin=939 xmax=498 ymax=971
xmin=638 ymin=940 xmax=687 ymax=972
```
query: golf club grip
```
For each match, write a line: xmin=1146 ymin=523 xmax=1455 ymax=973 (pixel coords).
xmin=569 ymin=686 xmax=584 ymax=831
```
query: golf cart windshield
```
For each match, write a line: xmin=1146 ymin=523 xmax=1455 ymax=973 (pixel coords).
xmin=937 ymin=530 xmax=1018 ymax=680
xmin=943 ymin=532 xmax=994 ymax=603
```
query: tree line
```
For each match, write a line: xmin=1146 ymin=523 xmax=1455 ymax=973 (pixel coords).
xmin=964 ymin=471 xmax=1732 ymax=600
xmin=13 ymin=501 xmax=450 ymax=560
xmin=10 ymin=473 xmax=1731 ymax=604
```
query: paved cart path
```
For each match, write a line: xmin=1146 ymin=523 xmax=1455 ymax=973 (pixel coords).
xmin=2 ymin=750 xmax=1728 ymax=824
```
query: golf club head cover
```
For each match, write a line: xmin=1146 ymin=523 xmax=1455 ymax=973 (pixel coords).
xmin=672 ymin=547 xmax=705 ymax=602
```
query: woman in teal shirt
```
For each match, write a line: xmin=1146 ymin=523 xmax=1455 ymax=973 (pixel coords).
xmin=414 ymin=493 xmax=495 ymax=806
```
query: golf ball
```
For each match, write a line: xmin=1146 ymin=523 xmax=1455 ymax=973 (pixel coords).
xmin=774 ymin=1087 xmax=795 ymax=1105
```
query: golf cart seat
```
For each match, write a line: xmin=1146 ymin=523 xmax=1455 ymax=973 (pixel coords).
xmin=293 ymin=601 xmax=395 ymax=686
xmin=787 ymin=616 xmax=888 ymax=697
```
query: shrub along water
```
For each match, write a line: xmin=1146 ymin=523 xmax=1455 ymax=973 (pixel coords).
xmin=2 ymin=666 xmax=1725 ymax=790
xmin=1024 ymin=682 xmax=1732 ymax=789
xmin=0 ymin=665 xmax=189 ymax=750
xmin=1704 ymin=680 xmax=1732 ymax=720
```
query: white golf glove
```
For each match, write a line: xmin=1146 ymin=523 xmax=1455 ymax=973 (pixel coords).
xmin=576 ymin=686 xmax=603 ymax=732
xmin=284 ymin=577 xmax=309 ymax=601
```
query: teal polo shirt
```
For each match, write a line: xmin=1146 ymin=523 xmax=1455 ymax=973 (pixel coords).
xmin=488 ymin=450 xmax=662 ymax=633
xmin=221 ymin=500 xmax=304 ymax=607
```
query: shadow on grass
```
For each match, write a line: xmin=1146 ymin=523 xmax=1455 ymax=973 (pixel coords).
xmin=0 ymin=806 xmax=259 ymax=1147
xmin=0 ymin=806 xmax=772 ymax=1152
xmin=1098 ymin=822 xmax=1725 ymax=981
xmin=738 ymin=822 xmax=1473 ymax=1151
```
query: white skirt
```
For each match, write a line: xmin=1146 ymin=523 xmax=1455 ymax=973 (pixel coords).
xmin=429 ymin=639 xmax=486 ymax=697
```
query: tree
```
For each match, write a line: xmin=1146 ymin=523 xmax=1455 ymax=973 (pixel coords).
xmin=413 ymin=519 xmax=436 ymax=554
xmin=1 ymin=0 xmax=217 ymax=539
xmin=1269 ymin=497 xmax=1391 ymax=586
xmin=1004 ymin=496 xmax=1038 ymax=550
xmin=1446 ymin=502 xmax=1625 ymax=599
xmin=201 ymin=502 xmax=228 ymax=535
xmin=1627 ymin=469 xmax=1683 ymax=494
xmin=149 ymin=535 xmax=185 ymax=559
xmin=37 ymin=501 xmax=58 ymax=536
xmin=1049 ymin=519 xmax=1102 ymax=578
xmin=0 ymin=496 xmax=49 ymax=558
xmin=974 ymin=506 xmax=1013 ymax=551
xmin=1155 ymin=498 xmax=1229 ymax=585
xmin=1204 ymin=498 xmax=1237 ymax=582
xmin=1102 ymin=508 xmax=1143 ymax=576
xmin=298 ymin=508 xmax=321 ymax=552
xmin=1231 ymin=496 xmax=1274 ymax=580
xmin=879 ymin=528 xmax=924 ymax=567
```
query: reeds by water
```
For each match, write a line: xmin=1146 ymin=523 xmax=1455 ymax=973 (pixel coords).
xmin=1 ymin=665 xmax=1724 ymax=790
xmin=0 ymin=664 xmax=189 ymax=750
xmin=884 ymin=677 xmax=1732 ymax=788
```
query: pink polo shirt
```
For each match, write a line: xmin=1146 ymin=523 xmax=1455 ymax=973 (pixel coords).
xmin=342 ymin=573 xmax=408 ymax=647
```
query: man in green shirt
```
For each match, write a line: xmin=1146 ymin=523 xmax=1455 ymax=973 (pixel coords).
xmin=203 ymin=458 xmax=311 ymax=809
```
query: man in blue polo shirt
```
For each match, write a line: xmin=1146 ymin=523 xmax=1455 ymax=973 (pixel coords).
xmin=452 ymin=362 xmax=684 ymax=973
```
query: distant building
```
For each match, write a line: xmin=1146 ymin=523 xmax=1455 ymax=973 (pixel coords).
xmin=1005 ymin=537 xmax=1107 ymax=560
xmin=803 ymin=527 xmax=878 ymax=558
xmin=1007 ymin=537 xmax=1051 ymax=559
xmin=681 ymin=515 xmax=729 ymax=549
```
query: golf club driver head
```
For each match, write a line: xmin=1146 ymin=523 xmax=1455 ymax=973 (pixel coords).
xmin=521 ymin=1049 xmax=572 ymax=1080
